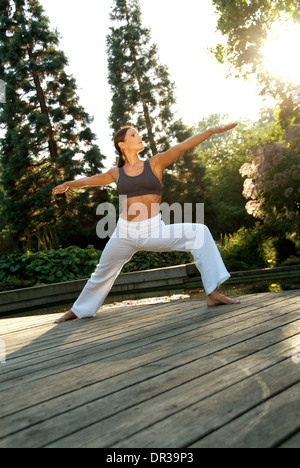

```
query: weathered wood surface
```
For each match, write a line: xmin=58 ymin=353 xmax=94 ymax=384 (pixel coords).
xmin=0 ymin=290 xmax=299 ymax=448
xmin=1 ymin=264 xmax=299 ymax=317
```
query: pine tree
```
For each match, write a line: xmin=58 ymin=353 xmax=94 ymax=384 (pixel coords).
xmin=106 ymin=0 xmax=210 ymax=224
xmin=107 ymin=0 xmax=177 ymax=157
xmin=0 ymin=0 xmax=108 ymax=250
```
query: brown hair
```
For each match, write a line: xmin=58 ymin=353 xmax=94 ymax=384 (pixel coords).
xmin=114 ymin=126 xmax=137 ymax=168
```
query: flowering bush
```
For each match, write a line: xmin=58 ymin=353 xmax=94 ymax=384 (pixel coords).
xmin=240 ymin=125 xmax=300 ymax=235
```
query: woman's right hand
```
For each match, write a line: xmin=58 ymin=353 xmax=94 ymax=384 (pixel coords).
xmin=52 ymin=182 xmax=69 ymax=195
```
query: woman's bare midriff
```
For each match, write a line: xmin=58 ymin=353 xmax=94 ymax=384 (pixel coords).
xmin=120 ymin=194 xmax=162 ymax=222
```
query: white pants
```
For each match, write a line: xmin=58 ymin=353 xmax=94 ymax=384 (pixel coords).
xmin=72 ymin=214 xmax=230 ymax=318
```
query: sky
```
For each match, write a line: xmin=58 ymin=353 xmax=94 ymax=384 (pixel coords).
xmin=11 ymin=0 xmax=268 ymax=169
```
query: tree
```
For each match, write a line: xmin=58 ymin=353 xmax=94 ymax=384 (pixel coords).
xmin=211 ymin=0 xmax=300 ymax=125
xmin=106 ymin=0 xmax=213 ymax=227
xmin=107 ymin=0 xmax=177 ymax=158
xmin=0 ymin=0 xmax=108 ymax=250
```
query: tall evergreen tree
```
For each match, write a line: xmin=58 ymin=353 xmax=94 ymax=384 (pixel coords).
xmin=107 ymin=0 xmax=177 ymax=157
xmin=0 ymin=0 xmax=108 ymax=250
xmin=107 ymin=0 xmax=211 ymax=224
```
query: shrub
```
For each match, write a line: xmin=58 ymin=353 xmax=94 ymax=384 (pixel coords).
xmin=122 ymin=251 xmax=193 ymax=273
xmin=240 ymin=125 xmax=300 ymax=236
xmin=218 ymin=227 xmax=277 ymax=271
xmin=0 ymin=245 xmax=102 ymax=289
xmin=0 ymin=245 xmax=193 ymax=291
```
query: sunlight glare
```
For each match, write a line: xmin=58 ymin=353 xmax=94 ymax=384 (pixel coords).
xmin=261 ymin=21 xmax=300 ymax=85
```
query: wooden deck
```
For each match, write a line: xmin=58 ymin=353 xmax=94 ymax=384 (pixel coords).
xmin=0 ymin=290 xmax=300 ymax=448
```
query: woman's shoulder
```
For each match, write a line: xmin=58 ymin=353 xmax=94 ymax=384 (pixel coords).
xmin=108 ymin=167 xmax=119 ymax=182
xmin=148 ymin=155 xmax=163 ymax=181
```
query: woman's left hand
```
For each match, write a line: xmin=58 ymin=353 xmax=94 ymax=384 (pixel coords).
xmin=211 ymin=123 xmax=238 ymax=134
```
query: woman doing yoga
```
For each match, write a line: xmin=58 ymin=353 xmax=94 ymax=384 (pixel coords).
xmin=53 ymin=124 xmax=240 ymax=322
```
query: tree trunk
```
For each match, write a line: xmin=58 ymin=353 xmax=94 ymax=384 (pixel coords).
xmin=27 ymin=45 xmax=59 ymax=162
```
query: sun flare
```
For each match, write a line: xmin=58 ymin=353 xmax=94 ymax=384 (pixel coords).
xmin=261 ymin=21 xmax=300 ymax=85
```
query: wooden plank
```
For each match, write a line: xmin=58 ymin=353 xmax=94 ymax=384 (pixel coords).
xmin=2 ymin=308 xmax=298 ymax=422
xmin=3 ymin=299 xmax=297 ymax=423
xmin=1 ymin=292 xmax=298 ymax=390
xmin=186 ymin=264 xmax=300 ymax=278
xmin=0 ymin=290 xmax=299 ymax=448
xmin=1 ymin=263 xmax=299 ymax=317
xmin=278 ymin=431 xmax=300 ymax=448
xmin=0 ymin=291 xmax=298 ymax=397
xmin=0 ymin=264 xmax=189 ymax=316
xmin=1 ymin=301 xmax=186 ymax=356
xmin=108 ymin=359 xmax=300 ymax=449
xmin=2 ymin=289 xmax=296 ymax=355
xmin=189 ymin=382 xmax=300 ymax=448
xmin=0 ymin=323 xmax=299 ymax=446
xmin=40 ymin=343 xmax=300 ymax=448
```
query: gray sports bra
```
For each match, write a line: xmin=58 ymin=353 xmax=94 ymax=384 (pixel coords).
xmin=117 ymin=160 xmax=162 ymax=199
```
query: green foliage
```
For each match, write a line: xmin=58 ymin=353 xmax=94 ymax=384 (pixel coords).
xmin=218 ymin=224 xmax=300 ymax=271
xmin=122 ymin=250 xmax=193 ymax=273
xmin=218 ymin=226 xmax=277 ymax=271
xmin=211 ymin=0 xmax=300 ymax=125
xmin=0 ymin=0 xmax=108 ymax=249
xmin=212 ymin=0 xmax=300 ymax=70
xmin=240 ymin=125 xmax=300 ymax=236
xmin=193 ymin=114 xmax=282 ymax=237
xmin=0 ymin=245 xmax=193 ymax=291
xmin=1 ymin=231 xmax=298 ymax=292
xmin=0 ymin=245 xmax=102 ymax=289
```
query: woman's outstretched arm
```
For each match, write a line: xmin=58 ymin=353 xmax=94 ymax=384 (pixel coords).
xmin=52 ymin=169 xmax=116 ymax=194
xmin=154 ymin=123 xmax=238 ymax=170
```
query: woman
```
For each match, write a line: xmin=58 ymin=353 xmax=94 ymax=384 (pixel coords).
xmin=53 ymin=124 xmax=240 ymax=322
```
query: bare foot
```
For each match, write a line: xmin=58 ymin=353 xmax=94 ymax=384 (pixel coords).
xmin=54 ymin=310 xmax=77 ymax=323
xmin=207 ymin=289 xmax=241 ymax=307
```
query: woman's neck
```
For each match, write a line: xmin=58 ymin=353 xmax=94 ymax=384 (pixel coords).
xmin=124 ymin=153 xmax=141 ymax=167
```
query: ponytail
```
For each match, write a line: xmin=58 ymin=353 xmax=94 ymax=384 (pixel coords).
xmin=117 ymin=153 xmax=125 ymax=168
